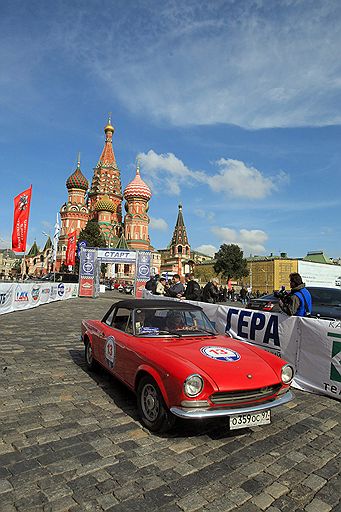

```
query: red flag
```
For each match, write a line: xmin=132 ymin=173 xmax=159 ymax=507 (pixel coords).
xmin=65 ymin=231 xmax=77 ymax=267
xmin=12 ymin=186 xmax=32 ymax=253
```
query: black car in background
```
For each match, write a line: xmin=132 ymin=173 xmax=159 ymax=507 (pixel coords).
xmin=247 ymin=287 xmax=341 ymax=321
xmin=40 ymin=272 xmax=79 ymax=283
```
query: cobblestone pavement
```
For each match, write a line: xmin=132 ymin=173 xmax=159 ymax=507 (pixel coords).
xmin=0 ymin=295 xmax=340 ymax=512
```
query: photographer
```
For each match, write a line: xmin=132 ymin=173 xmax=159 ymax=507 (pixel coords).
xmin=279 ymin=273 xmax=312 ymax=317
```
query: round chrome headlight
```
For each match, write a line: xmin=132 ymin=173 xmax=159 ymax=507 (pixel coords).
xmin=281 ymin=364 xmax=294 ymax=384
xmin=184 ymin=374 xmax=204 ymax=397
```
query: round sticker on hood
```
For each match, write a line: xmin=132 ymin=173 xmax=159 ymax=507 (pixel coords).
xmin=201 ymin=346 xmax=241 ymax=362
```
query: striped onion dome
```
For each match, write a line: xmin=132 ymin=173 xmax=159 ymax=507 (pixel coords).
xmin=124 ymin=166 xmax=151 ymax=201
xmin=66 ymin=160 xmax=88 ymax=191
xmin=95 ymin=195 xmax=115 ymax=213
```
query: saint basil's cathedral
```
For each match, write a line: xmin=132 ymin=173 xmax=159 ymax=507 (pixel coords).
xmin=56 ymin=117 xmax=156 ymax=276
xmin=24 ymin=117 xmax=213 ymax=278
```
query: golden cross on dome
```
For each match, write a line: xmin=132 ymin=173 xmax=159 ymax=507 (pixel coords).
xmin=136 ymin=156 xmax=141 ymax=174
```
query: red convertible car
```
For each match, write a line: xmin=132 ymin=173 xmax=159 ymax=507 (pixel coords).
xmin=81 ymin=299 xmax=294 ymax=432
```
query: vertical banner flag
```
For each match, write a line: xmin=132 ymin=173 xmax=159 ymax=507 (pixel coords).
xmin=12 ymin=186 xmax=32 ymax=253
xmin=52 ymin=213 xmax=60 ymax=262
xmin=65 ymin=231 xmax=77 ymax=267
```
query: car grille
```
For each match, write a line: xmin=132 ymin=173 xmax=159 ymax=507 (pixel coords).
xmin=210 ymin=384 xmax=282 ymax=405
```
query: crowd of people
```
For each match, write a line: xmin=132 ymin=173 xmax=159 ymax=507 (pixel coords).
xmin=145 ymin=271 xmax=312 ymax=317
xmin=145 ymin=274 xmax=261 ymax=305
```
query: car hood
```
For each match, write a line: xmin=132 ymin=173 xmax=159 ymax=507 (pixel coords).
xmin=160 ymin=335 xmax=282 ymax=392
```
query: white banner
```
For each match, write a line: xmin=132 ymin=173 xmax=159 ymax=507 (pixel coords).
xmin=97 ymin=249 xmax=136 ymax=262
xmin=298 ymin=260 xmax=341 ymax=288
xmin=0 ymin=282 xmax=79 ymax=315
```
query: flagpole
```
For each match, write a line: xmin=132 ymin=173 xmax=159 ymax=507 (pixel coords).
xmin=21 ymin=252 xmax=26 ymax=282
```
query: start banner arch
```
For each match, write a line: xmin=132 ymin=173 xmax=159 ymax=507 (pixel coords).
xmin=79 ymin=247 xmax=151 ymax=298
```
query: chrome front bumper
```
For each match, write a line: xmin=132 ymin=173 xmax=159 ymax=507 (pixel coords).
xmin=170 ymin=390 xmax=294 ymax=419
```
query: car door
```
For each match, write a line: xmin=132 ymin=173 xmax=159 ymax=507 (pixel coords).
xmin=99 ymin=307 xmax=133 ymax=381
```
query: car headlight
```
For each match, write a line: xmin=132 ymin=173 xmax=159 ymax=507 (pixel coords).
xmin=281 ymin=364 xmax=294 ymax=384
xmin=184 ymin=374 xmax=204 ymax=397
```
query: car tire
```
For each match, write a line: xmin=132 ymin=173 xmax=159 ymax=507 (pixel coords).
xmin=137 ymin=376 xmax=175 ymax=433
xmin=85 ymin=341 xmax=98 ymax=371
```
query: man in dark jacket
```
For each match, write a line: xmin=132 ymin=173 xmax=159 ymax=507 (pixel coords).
xmin=166 ymin=274 xmax=185 ymax=298
xmin=184 ymin=273 xmax=201 ymax=301
xmin=202 ymin=278 xmax=220 ymax=303
xmin=279 ymin=272 xmax=312 ymax=316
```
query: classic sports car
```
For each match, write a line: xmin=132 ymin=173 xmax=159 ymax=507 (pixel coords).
xmin=81 ymin=299 xmax=294 ymax=432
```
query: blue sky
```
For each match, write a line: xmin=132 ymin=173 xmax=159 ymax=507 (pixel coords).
xmin=1 ymin=0 xmax=341 ymax=258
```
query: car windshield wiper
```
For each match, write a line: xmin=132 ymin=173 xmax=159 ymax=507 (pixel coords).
xmin=194 ymin=328 xmax=216 ymax=335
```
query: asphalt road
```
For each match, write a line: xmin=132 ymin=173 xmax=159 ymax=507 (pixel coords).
xmin=0 ymin=293 xmax=340 ymax=512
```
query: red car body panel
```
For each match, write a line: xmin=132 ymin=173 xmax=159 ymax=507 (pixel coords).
xmin=81 ymin=318 xmax=290 ymax=410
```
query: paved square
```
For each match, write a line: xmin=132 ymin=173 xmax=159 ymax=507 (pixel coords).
xmin=0 ymin=296 xmax=340 ymax=511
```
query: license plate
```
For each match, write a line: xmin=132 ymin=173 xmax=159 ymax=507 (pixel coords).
xmin=229 ymin=410 xmax=271 ymax=430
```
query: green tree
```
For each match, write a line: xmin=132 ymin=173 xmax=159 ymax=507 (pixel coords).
xmin=194 ymin=265 xmax=216 ymax=284
xmin=78 ymin=219 xmax=107 ymax=248
xmin=214 ymin=244 xmax=249 ymax=281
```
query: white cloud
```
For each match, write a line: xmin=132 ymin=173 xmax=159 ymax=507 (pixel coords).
xmin=3 ymin=3 xmax=340 ymax=129
xmin=139 ymin=150 xmax=284 ymax=199
xmin=138 ymin=150 xmax=205 ymax=196
xmin=195 ymin=244 xmax=217 ymax=257
xmin=149 ymin=217 xmax=168 ymax=231
xmin=212 ymin=226 xmax=268 ymax=255
xmin=207 ymin=159 xmax=276 ymax=199
xmin=194 ymin=209 xmax=215 ymax=221
xmin=82 ymin=2 xmax=341 ymax=129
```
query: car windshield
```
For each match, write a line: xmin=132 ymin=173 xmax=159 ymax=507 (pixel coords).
xmin=133 ymin=308 xmax=216 ymax=337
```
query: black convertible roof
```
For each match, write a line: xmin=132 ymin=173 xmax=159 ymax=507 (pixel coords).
xmin=112 ymin=299 xmax=203 ymax=311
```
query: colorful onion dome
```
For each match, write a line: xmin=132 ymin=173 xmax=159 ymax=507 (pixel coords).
xmin=124 ymin=164 xmax=151 ymax=201
xmin=95 ymin=195 xmax=115 ymax=212
xmin=66 ymin=156 xmax=89 ymax=191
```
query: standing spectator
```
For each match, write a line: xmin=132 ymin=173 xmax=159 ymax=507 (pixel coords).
xmin=222 ymin=286 xmax=227 ymax=302
xmin=166 ymin=274 xmax=185 ymax=298
xmin=145 ymin=274 xmax=159 ymax=294
xmin=184 ymin=273 xmax=201 ymax=301
xmin=155 ymin=277 xmax=167 ymax=295
xmin=240 ymin=286 xmax=248 ymax=305
xmin=279 ymin=272 xmax=312 ymax=317
xmin=202 ymin=278 xmax=220 ymax=303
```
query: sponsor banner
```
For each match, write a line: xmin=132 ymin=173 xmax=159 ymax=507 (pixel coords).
xmin=215 ymin=305 xmax=298 ymax=360
xmin=0 ymin=282 xmax=79 ymax=315
xmin=66 ymin=231 xmax=77 ymax=267
xmin=294 ymin=317 xmax=341 ymax=399
xmin=298 ymin=260 xmax=341 ymax=289
xmin=97 ymin=248 xmax=136 ymax=263
xmin=12 ymin=185 xmax=32 ymax=253
xmin=135 ymin=251 xmax=151 ymax=297
xmin=136 ymin=251 xmax=151 ymax=280
xmin=80 ymin=249 xmax=95 ymax=278
xmin=79 ymin=277 xmax=94 ymax=297
xmin=0 ymin=284 xmax=14 ymax=314
xmin=79 ymin=248 xmax=96 ymax=298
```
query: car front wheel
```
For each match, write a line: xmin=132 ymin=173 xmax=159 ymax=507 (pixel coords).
xmin=137 ymin=376 xmax=175 ymax=433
